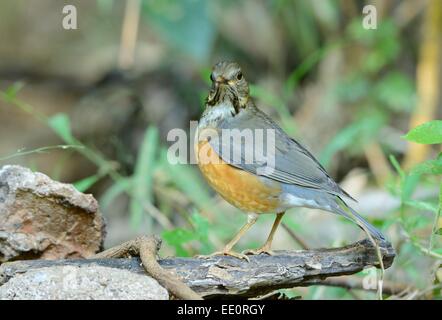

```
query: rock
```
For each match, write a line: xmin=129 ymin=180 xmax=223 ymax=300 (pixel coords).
xmin=0 ymin=165 xmax=105 ymax=263
xmin=0 ymin=265 xmax=168 ymax=300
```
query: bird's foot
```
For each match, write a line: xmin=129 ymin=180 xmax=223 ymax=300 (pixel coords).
xmin=196 ymin=250 xmax=250 ymax=262
xmin=242 ymin=244 xmax=274 ymax=256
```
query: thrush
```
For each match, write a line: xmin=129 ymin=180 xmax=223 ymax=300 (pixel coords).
xmin=195 ymin=61 xmax=385 ymax=260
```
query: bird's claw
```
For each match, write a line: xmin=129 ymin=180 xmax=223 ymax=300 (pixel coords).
xmin=242 ymin=246 xmax=274 ymax=256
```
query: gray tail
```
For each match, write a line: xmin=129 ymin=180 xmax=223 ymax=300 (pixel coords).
xmin=333 ymin=198 xmax=386 ymax=241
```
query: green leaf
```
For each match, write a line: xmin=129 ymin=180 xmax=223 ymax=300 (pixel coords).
xmin=401 ymin=173 xmax=420 ymax=202
xmin=389 ymin=154 xmax=405 ymax=179
xmin=190 ymin=211 xmax=213 ymax=254
xmin=410 ymin=158 xmax=442 ymax=176
xmin=404 ymin=200 xmax=438 ymax=213
xmin=73 ymin=174 xmax=101 ymax=193
xmin=404 ymin=212 xmax=430 ymax=230
xmin=162 ymin=228 xmax=196 ymax=257
xmin=130 ymin=127 xmax=158 ymax=229
xmin=100 ymin=178 xmax=132 ymax=209
xmin=404 ymin=120 xmax=442 ymax=144
xmin=191 ymin=212 xmax=209 ymax=238
xmin=162 ymin=228 xmax=196 ymax=244
xmin=347 ymin=19 xmax=400 ymax=73
xmin=4 ymin=82 xmax=25 ymax=101
xmin=435 ymin=228 xmax=442 ymax=236
xmin=48 ymin=113 xmax=74 ymax=143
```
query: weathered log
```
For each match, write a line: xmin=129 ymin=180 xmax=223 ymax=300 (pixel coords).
xmin=0 ymin=239 xmax=395 ymax=299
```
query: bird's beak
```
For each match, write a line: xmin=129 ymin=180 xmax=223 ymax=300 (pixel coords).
xmin=208 ymin=78 xmax=225 ymax=104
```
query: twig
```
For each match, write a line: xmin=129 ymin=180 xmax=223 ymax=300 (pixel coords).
xmin=0 ymin=145 xmax=83 ymax=162
xmin=91 ymin=237 xmax=141 ymax=259
xmin=281 ymin=223 xmax=309 ymax=250
xmin=363 ymin=142 xmax=392 ymax=187
xmin=118 ymin=0 xmax=141 ymax=70
xmin=356 ymin=221 xmax=385 ymax=300
xmin=143 ymin=201 xmax=174 ymax=230
xmin=308 ymin=277 xmax=411 ymax=296
xmin=91 ymin=236 xmax=202 ymax=300
xmin=138 ymin=236 xmax=203 ymax=300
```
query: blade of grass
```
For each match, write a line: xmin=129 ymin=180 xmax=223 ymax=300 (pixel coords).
xmin=0 ymin=145 xmax=83 ymax=162
xmin=284 ymin=39 xmax=346 ymax=96
xmin=130 ymin=126 xmax=158 ymax=229
xmin=100 ymin=177 xmax=133 ymax=210
xmin=429 ymin=182 xmax=442 ymax=250
xmin=73 ymin=174 xmax=102 ymax=193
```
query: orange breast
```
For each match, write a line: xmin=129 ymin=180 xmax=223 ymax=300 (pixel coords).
xmin=196 ymin=140 xmax=281 ymax=213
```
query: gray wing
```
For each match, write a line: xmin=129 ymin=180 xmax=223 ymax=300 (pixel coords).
xmin=209 ymin=105 xmax=354 ymax=200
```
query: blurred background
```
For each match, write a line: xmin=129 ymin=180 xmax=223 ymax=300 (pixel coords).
xmin=0 ymin=0 xmax=441 ymax=299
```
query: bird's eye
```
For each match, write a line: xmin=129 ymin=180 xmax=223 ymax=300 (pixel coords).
xmin=236 ymin=72 xmax=243 ymax=80
xmin=210 ymin=73 xmax=215 ymax=82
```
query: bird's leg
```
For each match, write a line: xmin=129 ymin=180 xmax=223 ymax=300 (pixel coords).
xmin=198 ymin=213 xmax=258 ymax=261
xmin=244 ymin=212 xmax=285 ymax=256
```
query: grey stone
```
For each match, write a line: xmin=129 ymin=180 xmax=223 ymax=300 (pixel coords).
xmin=0 ymin=165 xmax=105 ymax=262
xmin=0 ymin=265 xmax=168 ymax=300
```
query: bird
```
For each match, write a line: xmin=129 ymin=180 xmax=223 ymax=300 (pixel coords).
xmin=195 ymin=61 xmax=386 ymax=260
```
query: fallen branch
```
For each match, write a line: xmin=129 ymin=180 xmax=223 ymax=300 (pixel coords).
xmin=0 ymin=238 xmax=395 ymax=299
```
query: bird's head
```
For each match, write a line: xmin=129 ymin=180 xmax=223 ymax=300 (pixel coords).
xmin=207 ymin=61 xmax=249 ymax=111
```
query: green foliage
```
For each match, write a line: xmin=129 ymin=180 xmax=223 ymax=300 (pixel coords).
xmin=389 ymin=154 xmax=405 ymax=179
xmin=336 ymin=74 xmax=370 ymax=103
xmin=374 ymin=72 xmax=416 ymax=112
xmin=404 ymin=200 xmax=438 ymax=214
xmin=404 ymin=120 xmax=442 ymax=145
xmin=162 ymin=228 xmax=195 ymax=257
xmin=162 ymin=211 xmax=213 ymax=256
xmin=410 ymin=155 xmax=442 ymax=176
xmin=1 ymin=2 xmax=440 ymax=299
xmin=3 ymin=81 xmax=24 ymax=102
xmin=388 ymin=121 xmax=442 ymax=259
xmin=48 ymin=113 xmax=75 ymax=144
xmin=320 ymin=111 xmax=385 ymax=168
xmin=130 ymin=127 xmax=158 ymax=229
xmin=321 ymin=19 xmax=415 ymax=167
xmin=100 ymin=177 xmax=133 ymax=209
xmin=347 ymin=19 xmax=400 ymax=73
xmin=73 ymin=174 xmax=102 ymax=193
xmin=399 ymin=123 xmax=442 ymax=256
